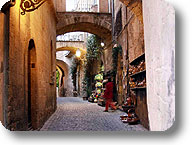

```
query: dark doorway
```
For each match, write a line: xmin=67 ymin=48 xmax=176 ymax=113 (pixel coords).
xmin=27 ymin=39 xmax=37 ymax=129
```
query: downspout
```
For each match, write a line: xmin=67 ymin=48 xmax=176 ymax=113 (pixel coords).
xmin=111 ymin=0 xmax=118 ymax=102
xmin=111 ymin=0 xmax=115 ymax=42
xmin=1 ymin=0 xmax=15 ymax=129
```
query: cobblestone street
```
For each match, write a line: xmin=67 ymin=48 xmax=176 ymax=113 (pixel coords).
xmin=41 ymin=97 xmax=147 ymax=131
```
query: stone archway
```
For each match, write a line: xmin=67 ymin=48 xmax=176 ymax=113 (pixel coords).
xmin=56 ymin=12 xmax=112 ymax=42
xmin=56 ymin=41 xmax=87 ymax=58
xmin=56 ymin=59 xmax=73 ymax=97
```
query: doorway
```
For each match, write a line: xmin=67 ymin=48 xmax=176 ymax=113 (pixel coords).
xmin=27 ymin=39 xmax=37 ymax=129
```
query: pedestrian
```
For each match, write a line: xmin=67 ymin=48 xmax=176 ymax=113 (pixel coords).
xmin=103 ymin=77 xmax=117 ymax=112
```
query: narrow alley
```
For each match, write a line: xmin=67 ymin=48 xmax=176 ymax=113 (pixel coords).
xmin=41 ymin=97 xmax=147 ymax=131
xmin=0 ymin=0 xmax=175 ymax=131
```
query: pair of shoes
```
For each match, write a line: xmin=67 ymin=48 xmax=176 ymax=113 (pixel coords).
xmin=103 ymin=110 xmax=108 ymax=112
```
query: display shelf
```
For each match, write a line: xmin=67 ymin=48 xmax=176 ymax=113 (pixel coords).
xmin=130 ymin=87 xmax=146 ymax=90
xmin=128 ymin=52 xmax=149 ymax=129
xmin=130 ymin=70 xmax=146 ymax=77
xmin=130 ymin=53 xmax=145 ymax=65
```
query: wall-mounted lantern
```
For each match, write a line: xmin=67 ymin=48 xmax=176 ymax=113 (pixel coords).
xmin=101 ymin=42 xmax=105 ymax=47
xmin=76 ymin=48 xmax=81 ymax=58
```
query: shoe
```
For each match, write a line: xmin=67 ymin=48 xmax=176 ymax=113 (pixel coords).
xmin=103 ymin=110 xmax=108 ymax=112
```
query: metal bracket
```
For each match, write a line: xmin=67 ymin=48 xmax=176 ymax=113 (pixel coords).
xmin=20 ymin=0 xmax=47 ymax=15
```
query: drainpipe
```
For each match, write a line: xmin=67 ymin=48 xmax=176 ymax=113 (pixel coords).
xmin=1 ymin=0 xmax=15 ymax=129
xmin=111 ymin=0 xmax=115 ymax=42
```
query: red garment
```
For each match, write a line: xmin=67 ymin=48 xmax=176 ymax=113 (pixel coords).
xmin=104 ymin=82 xmax=116 ymax=111
xmin=104 ymin=82 xmax=114 ymax=99
xmin=105 ymin=99 xmax=116 ymax=111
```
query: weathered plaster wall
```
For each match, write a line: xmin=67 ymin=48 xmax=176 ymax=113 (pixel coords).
xmin=0 ymin=12 xmax=5 ymax=125
xmin=7 ymin=0 xmax=57 ymax=130
xmin=143 ymin=0 xmax=175 ymax=131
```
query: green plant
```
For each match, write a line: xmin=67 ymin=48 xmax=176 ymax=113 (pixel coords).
xmin=70 ymin=57 xmax=80 ymax=91
xmin=86 ymin=35 xmax=102 ymax=60
xmin=82 ymin=34 xmax=102 ymax=97
xmin=112 ymin=45 xmax=122 ymax=101
xmin=112 ymin=45 xmax=122 ymax=76
xmin=56 ymin=69 xmax=60 ymax=87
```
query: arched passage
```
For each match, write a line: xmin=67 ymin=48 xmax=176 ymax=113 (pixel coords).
xmin=56 ymin=12 xmax=112 ymax=42
xmin=57 ymin=47 xmax=86 ymax=58
xmin=56 ymin=59 xmax=73 ymax=97
xmin=56 ymin=41 xmax=86 ymax=58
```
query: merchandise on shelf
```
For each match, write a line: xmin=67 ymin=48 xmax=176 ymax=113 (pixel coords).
xmin=129 ymin=78 xmax=136 ymax=88
xmin=129 ymin=60 xmax=146 ymax=75
xmin=90 ymin=73 xmax=104 ymax=103
xmin=120 ymin=108 xmax=140 ymax=124
xmin=129 ymin=77 xmax=146 ymax=88
xmin=137 ymin=78 xmax=146 ymax=87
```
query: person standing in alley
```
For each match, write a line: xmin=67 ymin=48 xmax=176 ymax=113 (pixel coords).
xmin=103 ymin=77 xmax=117 ymax=112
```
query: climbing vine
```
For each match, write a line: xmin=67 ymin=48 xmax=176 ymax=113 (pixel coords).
xmin=86 ymin=35 xmax=101 ymax=60
xmin=82 ymin=34 xmax=102 ymax=97
xmin=56 ymin=69 xmax=60 ymax=88
xmin=112 ymin=45 xmax=122 ymax=77
xmin=70 ymin=57 xmax=80 ymax=91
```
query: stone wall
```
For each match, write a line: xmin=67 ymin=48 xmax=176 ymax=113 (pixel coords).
xmin=114 ymin=0 xmax=149 ymax=129
xmin=104 ymin=44 xmax=113 ymax=73
xmin=0 ymin=12 xmax=5 ymax=125
xmin=115 ymin=1 xmax=145 ymax=99
xmin=5 ymin=0 xmax=57 ymax=130
xmin=56 ymin=59 xmax=74 ymax=97
xmin=55 ymin=0 xmax=66 ymax=12
xmin=143 ymin=0 xmax=175 ymax=131
xmin=99 ymin=0 xmax=109 ymax=13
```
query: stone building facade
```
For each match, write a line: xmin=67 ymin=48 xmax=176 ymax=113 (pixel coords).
xmin=103 ymin=0 xmax=175 ymax=131
xmin=74 ymin=0 xmax=97 ymax=12
xmin=0 ymin=0 xmax=57 ymax=130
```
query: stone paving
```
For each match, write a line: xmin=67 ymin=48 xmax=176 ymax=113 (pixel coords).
xmin=40 ymin=97 xmax=148 ymax=131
